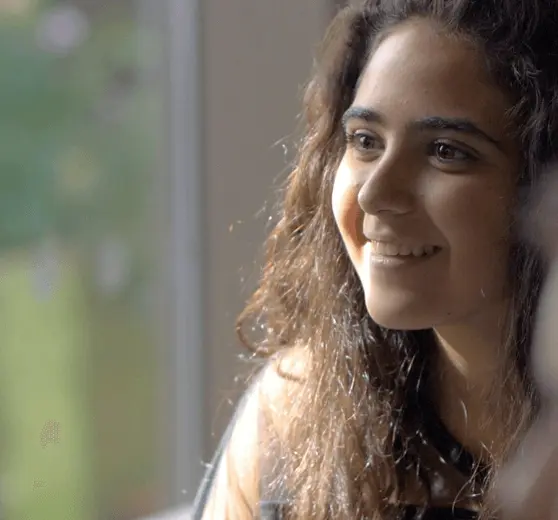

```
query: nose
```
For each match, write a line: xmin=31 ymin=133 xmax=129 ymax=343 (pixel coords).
xmin=356 ymin=153 xmax=416 ymax=216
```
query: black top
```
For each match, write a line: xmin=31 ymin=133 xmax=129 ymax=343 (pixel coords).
xmin=191 ymin=386 xmax=483 ymax=520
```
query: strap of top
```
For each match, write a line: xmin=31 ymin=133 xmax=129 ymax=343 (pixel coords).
xmin=189 ymin=402 xmax=238 ymax=520
xmin=416 ymin=379 xmax=488 ymax=486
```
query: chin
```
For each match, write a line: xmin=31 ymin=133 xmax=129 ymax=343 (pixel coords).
xmin=365 ymin=298 xmax=434 ymax=331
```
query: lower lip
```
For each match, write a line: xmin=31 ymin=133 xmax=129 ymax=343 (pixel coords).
xmin=368 ymin=246 xmax=442 ymax=267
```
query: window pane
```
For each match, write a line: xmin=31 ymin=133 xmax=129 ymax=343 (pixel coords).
xmin=0 ymin=1 xmax=168 ymax=519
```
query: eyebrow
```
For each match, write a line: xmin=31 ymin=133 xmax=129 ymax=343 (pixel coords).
xmin=341 ymin=107 xmax=502 ymax=149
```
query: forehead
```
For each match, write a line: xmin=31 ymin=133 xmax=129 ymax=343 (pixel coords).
xmin=352 ymin=20 xmax=512 ymax=134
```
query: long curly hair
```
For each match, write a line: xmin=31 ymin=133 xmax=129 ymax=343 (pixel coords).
xmin=236 ymin=1 xmax=558 ymax=518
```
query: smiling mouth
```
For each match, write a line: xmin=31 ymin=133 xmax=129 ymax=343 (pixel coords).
xmin=370 ymin=240 xmax=441 ymax=258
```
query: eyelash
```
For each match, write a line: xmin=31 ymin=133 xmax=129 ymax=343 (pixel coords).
xmin=344 ymin=130 xmax=478 ymax=164
xmin=344 ymin=131 xmax=382 ymax=155
xmin=426 ymin=141 xmax=478 ymax=163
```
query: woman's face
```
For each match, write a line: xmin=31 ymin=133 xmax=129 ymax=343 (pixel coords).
xmin=332 ymin=19 xmax=520 ymax=330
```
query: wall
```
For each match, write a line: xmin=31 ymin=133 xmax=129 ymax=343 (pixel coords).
xmin=201 ymin=1 xmax=332 ymax=456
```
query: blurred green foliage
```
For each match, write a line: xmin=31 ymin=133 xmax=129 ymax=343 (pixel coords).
xmin=0 ymin=1 xmax=156 ymax=251
xmin=0 ymin=1 xmax=163 ymax=519
xmin=0 ymin=18 xmax=75 ymax=248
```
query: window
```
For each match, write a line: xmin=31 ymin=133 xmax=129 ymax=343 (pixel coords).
xmin=0 ymin=1 xmax=200 ymax=518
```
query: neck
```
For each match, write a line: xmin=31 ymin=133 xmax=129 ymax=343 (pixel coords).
xmin=432 ymin=303 xmax=512 ymax=460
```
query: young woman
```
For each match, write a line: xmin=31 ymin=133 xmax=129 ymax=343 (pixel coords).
xmin=192 ymin=0 xmax=558 ymax=518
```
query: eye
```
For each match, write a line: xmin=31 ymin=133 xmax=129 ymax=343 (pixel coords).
xmin=345 ymin=130 xmax=383 ymax=158
xmin=429 ymin=141 xmax=476 ymax=163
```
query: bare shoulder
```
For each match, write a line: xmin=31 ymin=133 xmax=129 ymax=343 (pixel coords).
xmin=259 ymin=346 xmax=308 ymax=412
xmin=198 ymin=347 xmax=308 ymax=519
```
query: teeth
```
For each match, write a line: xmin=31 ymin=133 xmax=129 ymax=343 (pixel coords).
xmin=372 ymin=241 xmax=437 ymax=257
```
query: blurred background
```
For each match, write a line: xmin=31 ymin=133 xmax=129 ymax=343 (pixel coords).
xmin=0 ymin=0 xmax=341 ymax=519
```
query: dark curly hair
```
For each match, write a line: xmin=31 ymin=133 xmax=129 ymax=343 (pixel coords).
xmin=237 ymin=0 xmax=558 ymax=518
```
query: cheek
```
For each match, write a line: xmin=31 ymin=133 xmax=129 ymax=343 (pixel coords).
xmin=431 ymin=176 xmax=514 ymax=294
xmin=439 ymin=180 xmax=512 ymax=248
xmin=332 ymin=164 xmax=365 ymax=260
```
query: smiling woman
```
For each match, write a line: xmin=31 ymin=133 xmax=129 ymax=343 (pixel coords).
xmin=333 ymin=18 xmax=517 ymax=332
xmin=192 ymin=1 xmax=558 ymax=519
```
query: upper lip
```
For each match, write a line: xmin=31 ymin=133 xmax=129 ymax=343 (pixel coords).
xmin=365 ymin=234 xmax=439 ymax=249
